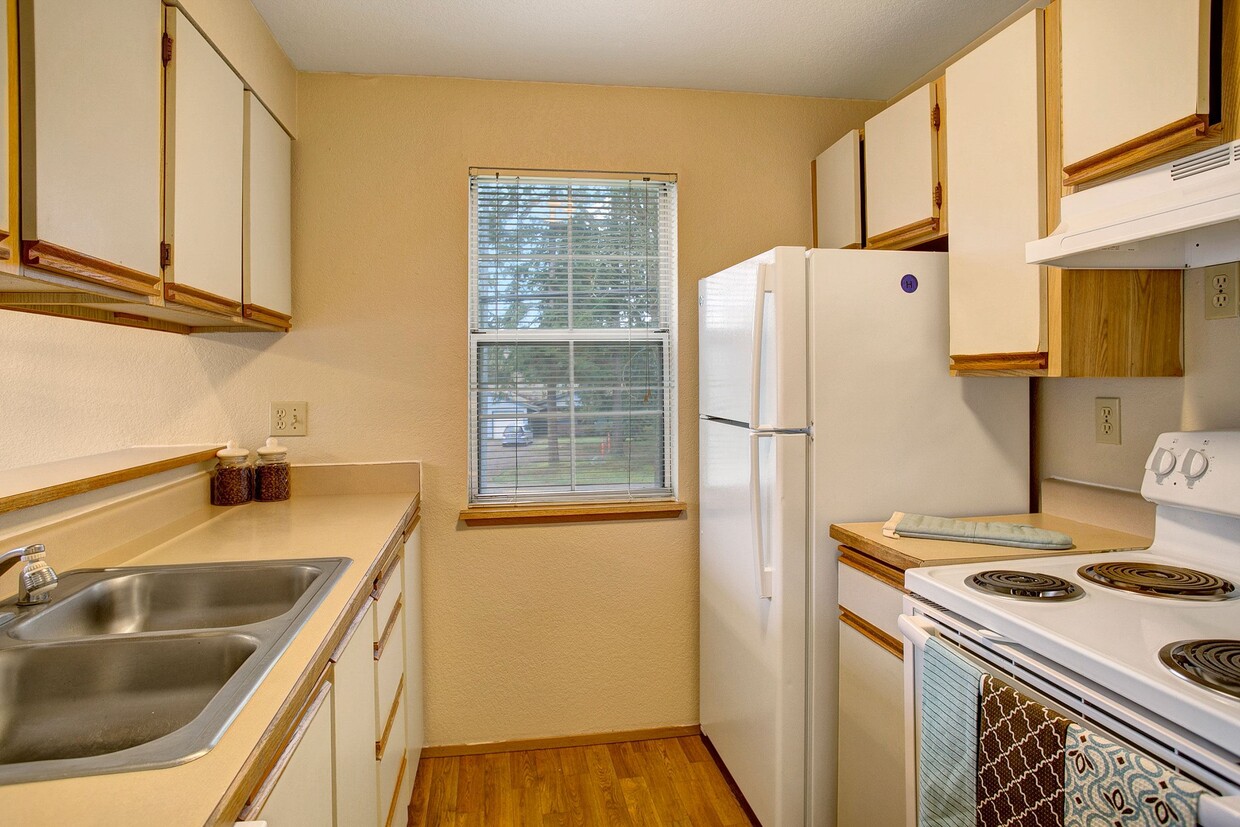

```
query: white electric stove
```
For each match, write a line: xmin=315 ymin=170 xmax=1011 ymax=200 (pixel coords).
xmin=901 ymin=431 xmax=1240 ymax=825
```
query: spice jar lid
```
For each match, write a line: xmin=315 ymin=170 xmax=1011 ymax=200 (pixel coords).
xmin=257 ymin=437 xmax=288 ymax=461
xmin=217 ymin=441 xmax=250 ymax=463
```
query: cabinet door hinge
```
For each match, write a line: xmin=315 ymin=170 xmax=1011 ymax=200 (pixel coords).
xmin=160 ymin=242 xmax=172 ymax=269
xmin=933 ymin=182 xmax=943 ymax=209
xmin=162 ymin=34 xmax=174 ymax=66
xmin=931 ymin=103 xmax=940 ymax=131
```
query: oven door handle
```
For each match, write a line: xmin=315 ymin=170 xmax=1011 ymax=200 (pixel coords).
xmin=1201 ymin=795 xmax=1240 ymax=827
xmin=898 ymin=614 xmax=938 ymax=651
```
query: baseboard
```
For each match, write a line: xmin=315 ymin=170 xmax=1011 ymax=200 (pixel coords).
xmin=420 ymin=724 xmax=701 ymax=758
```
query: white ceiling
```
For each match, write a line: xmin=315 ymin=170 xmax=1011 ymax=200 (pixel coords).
xmin=250 ymin=0 xmax=1029 ymax=101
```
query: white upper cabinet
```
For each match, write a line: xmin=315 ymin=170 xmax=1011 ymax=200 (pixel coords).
xmin=813 ymin=130 xmax=862 ymax=250
xmin=947 ymin=10 xmax=1046 ymax=359
xmin=863 ymin=80 xmax=946 ymax=249
xmin=164 ymin=5 xmax=244 ymax=314
xmin=1061 ymin=0 xmax=1212 ymax=185
xmin=243 ymin=91 xmax=292 ymax=327
xmin=19 ymin=0 xmax=162 ymax=295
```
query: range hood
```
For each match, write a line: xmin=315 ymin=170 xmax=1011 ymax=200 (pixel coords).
xmin=1027 ymin=139 xmax=1240 ymax=269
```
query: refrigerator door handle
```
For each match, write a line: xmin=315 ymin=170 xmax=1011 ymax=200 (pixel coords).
xmin=749 ymin=263 xmax=770 ymax=430
xmin=749 ymin=432 xmax=774 ymax=599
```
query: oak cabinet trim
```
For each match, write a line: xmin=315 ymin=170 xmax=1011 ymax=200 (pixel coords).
xmin=865 ymin=216 xmax=940 ymax=250
xmin=950 ymin=351 xmax=1049 ymax=376
xmin=375 ymin=675 xmax=405 ymax=761
xmin=22 ymin=240 xmax=161 ymax=296
xmin=243 ymin=302 xmax=291 ymax=330
xmin=373 ymin=595 xmax=403 ymax=662
xmin=238 ymin=674 xmax=333 ymax=821
xmin=839 ymin=606 xmax=903 ymax=659
xmin=1062 ymin=113 xmax=1210 ymax=186
xmin=163 ymin=281 xmax=242 ymax=316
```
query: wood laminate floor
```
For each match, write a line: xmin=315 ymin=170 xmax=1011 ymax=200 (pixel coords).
xmin=406 ymin=736 xmax=755 ymax=826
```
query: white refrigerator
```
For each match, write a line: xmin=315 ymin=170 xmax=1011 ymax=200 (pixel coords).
xmin=698 ymin=247 xmax=1030 ymax=827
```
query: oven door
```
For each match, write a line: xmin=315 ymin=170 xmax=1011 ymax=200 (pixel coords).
xmin=899 ymin=601 xmax=1240 ymax=827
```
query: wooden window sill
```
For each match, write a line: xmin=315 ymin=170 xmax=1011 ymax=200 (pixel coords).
xmin=459 ymin=500 xmax=687 ymax=527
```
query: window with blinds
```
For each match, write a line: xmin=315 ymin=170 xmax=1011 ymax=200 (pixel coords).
xmin=468 ymin=172 xmax=678 ymax=504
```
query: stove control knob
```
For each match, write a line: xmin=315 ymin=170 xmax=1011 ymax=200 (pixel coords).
xmin=1182 ymin=448 xmax=1209 ymax=481
xmin=1148 ymin=447 xmax=1177 ymax=478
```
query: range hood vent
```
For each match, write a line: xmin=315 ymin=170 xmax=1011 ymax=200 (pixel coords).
xmin=1027 ymin=139 xmax=1240 ymax=270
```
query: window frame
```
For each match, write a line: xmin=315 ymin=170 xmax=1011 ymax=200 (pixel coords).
xmin=466 ymin=170 xmax=679 ymax=508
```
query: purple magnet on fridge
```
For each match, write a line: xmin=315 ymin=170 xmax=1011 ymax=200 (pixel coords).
xmin=901 ymin=274 xmax=918 ymax=293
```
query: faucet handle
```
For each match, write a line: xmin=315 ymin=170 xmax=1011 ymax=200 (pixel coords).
xmin=19 ymin=544 xmax=46 ymax=561
xmin=13 ymin=544 xmax=57 ymax=605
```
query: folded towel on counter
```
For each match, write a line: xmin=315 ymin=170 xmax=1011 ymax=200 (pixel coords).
xmin=919 ymin=638 xmax=983 ymax=827
xmin=883 ymin=512 xmax=1074 ymax=550
xmin=1063 ymin=723 xmax=1206 ymax=827
xmin=978 ymin=674 xmax=1071 ymax=827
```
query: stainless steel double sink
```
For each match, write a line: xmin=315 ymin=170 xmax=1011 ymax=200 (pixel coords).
xmin=0 ymin=557 xmax=348 ymax=784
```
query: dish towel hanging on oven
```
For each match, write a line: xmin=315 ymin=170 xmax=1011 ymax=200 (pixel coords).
xmin=1062 ymin=723 xmax=1206 ymax=826
xmin=977 ymin=674 xmax=1071 ymax=826
xmin=919 ymin=638 xmax=983 ymax=827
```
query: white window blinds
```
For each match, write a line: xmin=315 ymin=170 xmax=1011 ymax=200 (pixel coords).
xmin=468 ymin=172 xmax=678 ymax=504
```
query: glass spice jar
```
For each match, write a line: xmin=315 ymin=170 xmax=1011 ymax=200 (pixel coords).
xmin=255 ymin=438 xmax=291 ymax=502
xmin=211 ymin=442 xmax=253 ymax=506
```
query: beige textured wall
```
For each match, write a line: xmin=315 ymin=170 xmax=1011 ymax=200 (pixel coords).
xmin=175 ymin=0 xmax=298 ymax=134
xmin=0 ymin=73 xmax=879 ymax=744
xmin=1036 ymin=267 xmax=1240 ymax=490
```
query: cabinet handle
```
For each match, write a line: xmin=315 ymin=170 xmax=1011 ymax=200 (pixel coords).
xmin=376 ymin=674 xmax=406 ymax=761
xmin=372 ymin=548 xmax=403 ymax=600
xmin=329 ymin=596 xmax=373 ymax=663
xmin=239 ymin=678 xmax=332 ymax=820
xmin=374 ymin=595 xmax=404 ymax=661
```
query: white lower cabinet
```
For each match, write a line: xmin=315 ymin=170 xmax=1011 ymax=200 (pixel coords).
xmin=837 ymin=556 xmax=906 ymax=827
xmin=239 ymin=509 xmax=423 ymax=827
xmin=333 ymin=599 xmax=380 ymax=827
xmin=238 ymin=680 xmax=335 ymax=827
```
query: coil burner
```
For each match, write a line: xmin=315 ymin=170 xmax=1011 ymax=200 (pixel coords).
xmin=1160 ymin=639 xmax=1240 ymax=701
xmin=967 ymin=570 xmax=1082 ymax=601
xmin=1078 ymin=562 xmax=1236 ymax=601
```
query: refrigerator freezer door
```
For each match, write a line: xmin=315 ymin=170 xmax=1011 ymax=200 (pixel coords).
xmin=699 ymin=247 xmax=808 ymax=430
xmin=699 ymin=418 xmax=808 ymax=826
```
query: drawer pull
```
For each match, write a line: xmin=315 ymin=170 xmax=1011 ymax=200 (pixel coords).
xmin=376 ymin=675 xmax=405 ymax=760
xmin=372 ymin=549 xmax=402 ymax=600
xmin=239 ymin=678 xmax=332 ymax=820
xmin=384 ymin=753 xmax=409 ymax=827
xmin=329 ymin=596 xmax=374 ymax=663
xmin=374 ymin=595 xmax=403 ymax=661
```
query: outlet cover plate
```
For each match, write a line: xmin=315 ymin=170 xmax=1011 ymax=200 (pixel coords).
xmin=270 ymin=401 xmax=308 ymax=437
xmin=1205 ymin=263 xmax=1239 ymax=320
xmin=1095 ymin=397 xmax=1120 ymax=445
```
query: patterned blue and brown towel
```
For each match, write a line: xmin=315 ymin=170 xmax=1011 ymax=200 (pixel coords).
xmin=1063 ymin=723 xmax=1205 ymax=826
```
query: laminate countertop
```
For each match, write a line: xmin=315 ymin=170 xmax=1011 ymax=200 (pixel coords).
xmin=829 ymin=512 xmax=1151 ymax=572
xmin=0 ymin=487 xmax=419 ymax=826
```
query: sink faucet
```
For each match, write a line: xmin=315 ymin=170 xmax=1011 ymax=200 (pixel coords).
xmin=0 ymin=544 xmax=59 ymax=605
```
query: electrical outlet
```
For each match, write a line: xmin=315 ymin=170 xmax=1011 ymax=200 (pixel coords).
xmin=270 ymin=401 xmax=308 ymax=437
xmin=1205 ymin=263 xmax=1239 ymax=320
xmin=1094 ymin=397 xmax=1120 ymax=445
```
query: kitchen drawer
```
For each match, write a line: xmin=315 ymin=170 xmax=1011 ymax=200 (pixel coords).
xmin=837 ymin=556 xmax=904 ymax=642
xmin=372 ymin=550 xmax=402 ymax=638
xmin=377 ymin=689 xmax=407 ymax=827
xmin=374 ymin=607 xmax=404 ymax=735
